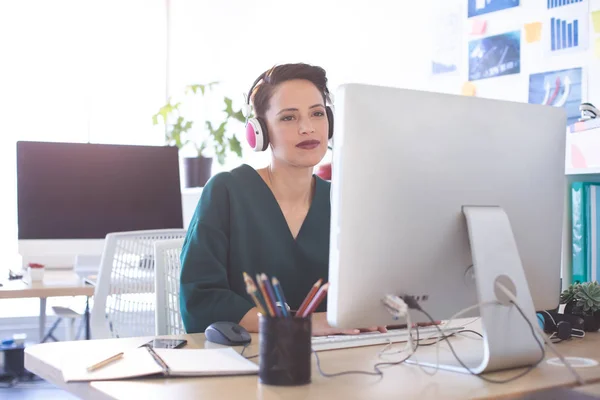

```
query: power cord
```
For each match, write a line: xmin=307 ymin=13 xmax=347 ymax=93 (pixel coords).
xmin=312 ymin=328 xmax=420 ymax=378
xmin=402 ymin=294 xmax=548 ymax=384
xmin=495 ymin=283 xmax=586 ymax=386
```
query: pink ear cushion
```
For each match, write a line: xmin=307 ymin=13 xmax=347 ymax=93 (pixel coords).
xmin=246 ymin=122 xmax=257 ymax=149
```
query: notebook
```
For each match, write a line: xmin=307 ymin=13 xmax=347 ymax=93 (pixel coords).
xmin=61 ymin=347 xmax=259 ymax=382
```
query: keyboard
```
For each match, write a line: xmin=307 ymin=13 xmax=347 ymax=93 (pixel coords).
xmin=311 ymin=325 xmax=464 ymax=352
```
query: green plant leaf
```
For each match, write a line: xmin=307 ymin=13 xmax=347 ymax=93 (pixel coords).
xmin=228 ymin=136 xmax=242 ymax=158
xmin=153 ymin=100 xmax=180 ymax=125
xmin=186 ymin=81 xmax=219 ymax=95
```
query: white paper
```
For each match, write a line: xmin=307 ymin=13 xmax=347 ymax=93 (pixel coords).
xmin=543 ymin=0 xmax=589 ymax=57
xmin=156 ymin=348 xmax=259 ymax=376
xmin=61 ymin=347 xmax=258 ymax=382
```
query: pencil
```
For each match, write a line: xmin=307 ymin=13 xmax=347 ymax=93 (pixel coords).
xmin=246 ymin=284 xmax=267 ymax=316
xmin=300 ymin=282 xmax=329 ymax=318
xmin=296 ymin=278 xmax=322 ymax=317
xmin=271 ymin=277 xmax=289 ymax=318
xmin=261 ymin=273 xmax=281 ymax=317
xmin=86 ymin=352 xmax=124 ymax=372
xmin=256 ymin=274 xmax=276 ymax=317
xmin=242 ymin=273 xmax=265 ymax=314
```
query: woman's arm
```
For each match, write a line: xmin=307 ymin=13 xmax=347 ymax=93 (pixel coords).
xmin=179 ymin=175 xmax=254 ymax=333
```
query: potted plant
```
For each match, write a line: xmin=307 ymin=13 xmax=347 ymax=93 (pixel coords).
xmin=153 ymin=82 xmax=245 ymax=188
xmin=560 ymin=281 xmax=600 ymax=332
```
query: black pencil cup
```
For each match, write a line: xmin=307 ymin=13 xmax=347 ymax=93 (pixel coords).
xmin=258 ymin=314 xmax=312 ymax=386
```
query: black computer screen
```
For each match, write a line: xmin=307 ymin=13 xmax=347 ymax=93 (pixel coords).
xmin=17 ymin=141 xmax=183 ymax=239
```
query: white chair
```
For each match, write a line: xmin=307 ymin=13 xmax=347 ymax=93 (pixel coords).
xmin=154 ymin=238 xmax=186 ymax=336
xmin=90 ymin=229 xmax=187 ymax=339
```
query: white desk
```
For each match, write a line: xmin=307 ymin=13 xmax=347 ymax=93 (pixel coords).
xmin=0 ymin=270 xmax=95 ymax=342
xmin=24 ymin=320 xmax=600 ymax=400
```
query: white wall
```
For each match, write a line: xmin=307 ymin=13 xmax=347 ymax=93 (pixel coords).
xmin=428 ymin=0 xmax=599 ymax=108
xmin=168 ymin=0 xmax=434 ymax=172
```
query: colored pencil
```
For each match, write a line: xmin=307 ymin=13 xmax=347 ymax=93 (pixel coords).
xmin=271 ymin=277 xmax=289 ymax=318
xmin=261 ymin=273 xmax=281 ymax=317
xmin=246 ymin=283 xmax=267 ymax=316
xmin=256 ymin=274 xmax=276 ymax=317
xmin=296 ymin=278 xmax=322 ymax=317
xmin=300 ymin=282 xmax=329 ymax=318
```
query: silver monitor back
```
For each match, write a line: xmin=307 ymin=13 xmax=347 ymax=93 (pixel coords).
xmin=327 ymin=83 xmax=567 ymax=329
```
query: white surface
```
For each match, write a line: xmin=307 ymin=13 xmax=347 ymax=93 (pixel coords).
xmin=328 ymin=84 xmax=566 ymax=331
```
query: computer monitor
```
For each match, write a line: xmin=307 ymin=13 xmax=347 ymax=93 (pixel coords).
xmin=327 ymin=83 xmax=567 ymax=374
xmin=16 ymin=141 xmax=183 ymax=269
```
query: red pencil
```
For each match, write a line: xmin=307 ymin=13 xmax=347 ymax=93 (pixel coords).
xmin=296 ymin=278 xmax=323 ymax=318
xmin=300 ymin=283 xmax=329 ymax=318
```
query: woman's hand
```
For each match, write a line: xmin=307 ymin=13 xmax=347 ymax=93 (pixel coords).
xmin=311 ymin=312 xmax=387 ymax=336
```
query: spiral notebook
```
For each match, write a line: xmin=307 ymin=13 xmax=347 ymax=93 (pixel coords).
xmin=61 ymin=347 xmax=258 ymax=382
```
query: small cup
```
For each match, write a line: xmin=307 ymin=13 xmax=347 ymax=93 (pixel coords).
xmin=258 ymin=314 xmax=311 ymax=386
xmin=27 ymin=265 xmax=45 ymax=282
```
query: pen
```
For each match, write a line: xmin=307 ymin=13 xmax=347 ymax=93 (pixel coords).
xmin=271 ymin=277 xmax=289 ymax=318
xmin=300 ymin=282 xmax=329 ymax=318
xmin=296 ymin=278 xmax=322 ymax=317
xmin=86 ymin=352 xmax=124 ymax=372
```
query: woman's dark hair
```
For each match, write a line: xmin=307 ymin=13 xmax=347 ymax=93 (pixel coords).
xmin=250 ymin=63 xmax=331 ymax=119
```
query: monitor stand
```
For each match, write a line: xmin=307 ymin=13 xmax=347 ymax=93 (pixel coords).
xmin=408 ymin=206 xmax=543 ymax=374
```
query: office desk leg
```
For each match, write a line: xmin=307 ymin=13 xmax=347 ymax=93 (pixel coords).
xmin=84 ymin=296 xmax=90 ymax=340
xmin=39 ymin=298 xmax=47 ymax=343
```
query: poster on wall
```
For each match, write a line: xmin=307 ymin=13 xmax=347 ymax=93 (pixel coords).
xmin=546 ymin=0 xmax=587 ymax=10
xmin=528 ymin=67 xmax=583 ymax=126
xmin=432 ymin=1 xmax=462 ymax=75
xmin=468 ymin=0 xmax=519 ymax=18
xmin=544 ymin=0 xmax=589 ymax=55
xmin=468 ymin=31 xmax=521 ymax=81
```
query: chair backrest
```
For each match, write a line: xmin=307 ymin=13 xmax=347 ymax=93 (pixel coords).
xmin=90 ymin=229 xmax=187 ymax=339
xmin=154 ymin=238 xmax=186 ymax=336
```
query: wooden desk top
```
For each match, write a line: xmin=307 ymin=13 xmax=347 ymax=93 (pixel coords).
xmin=0 ymin=270 xmax=94 ymax=299
xmin=24 ymin=320 xmax=600 ymax=400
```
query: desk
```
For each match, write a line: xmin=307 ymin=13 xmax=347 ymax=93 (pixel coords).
xmin=23 ymin=321 xmax=600 ymax=400
xmin=0 ymin=270 xmax=95 ymax=342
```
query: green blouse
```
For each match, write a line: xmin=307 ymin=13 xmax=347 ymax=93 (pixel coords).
xmin=180 ymin=164 xmax=331 ymax=333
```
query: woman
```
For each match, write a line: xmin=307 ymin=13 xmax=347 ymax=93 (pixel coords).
xmin=180 ymin=63 xmax=385 ymax=336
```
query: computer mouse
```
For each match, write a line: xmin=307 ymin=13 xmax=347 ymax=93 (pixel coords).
xmin=205 ymin=321 xmax=251 ymax=346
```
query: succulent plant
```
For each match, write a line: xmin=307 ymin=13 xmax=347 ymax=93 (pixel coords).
xmin=575 ymin=281 xmax=600 ymax=315
xmin=560 ymin=283 xmax=580 ymax=305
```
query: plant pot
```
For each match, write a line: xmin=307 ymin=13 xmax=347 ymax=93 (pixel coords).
xmin=563 ymin=301 xmax=600 ymax=332
xmin=183 ymin=157 xmax=212 ymax=188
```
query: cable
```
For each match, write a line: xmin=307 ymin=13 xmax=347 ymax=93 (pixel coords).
xmin=312 ymin=328 xmax=420 ymax=379
xmin=402 ymin=294 xmax=547 ymax=384
xmin=418 ymin=329 xmax=483 ymax=347
xmin=240 ymin=344 xmax=258 ymax=360
xmin=495 ymin=283 xmax=586 ymax=386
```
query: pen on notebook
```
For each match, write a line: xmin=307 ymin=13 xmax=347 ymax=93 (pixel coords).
xmin=86 ymin=352 xmax=124 ymax=372
xmin=256 ymin=274 xmax=276 ymax=317
xmin=261 ymin=273 xmax=282 ymax=317
xmin=271 ymin=277 xmax=289 ymax=318
xmin=296 ymin=278 xmax=322 ymax=317
xmin=300 ymin=282 xmax=329 ymax=318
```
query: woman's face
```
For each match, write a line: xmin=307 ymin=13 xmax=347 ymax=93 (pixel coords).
xmin=264 ymin=79 xmax=329 ymax=169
